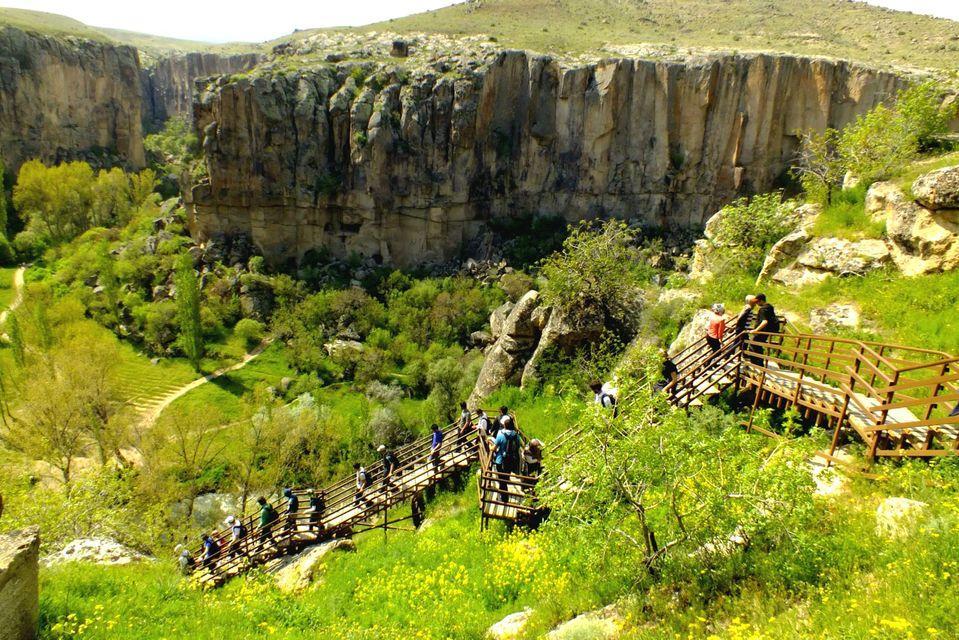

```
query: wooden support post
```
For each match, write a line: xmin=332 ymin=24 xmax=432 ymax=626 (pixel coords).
xmin=828 ymin=390 xmax=851 ymax=467
xmin=746 ymin=370 xmax=767 ymax=433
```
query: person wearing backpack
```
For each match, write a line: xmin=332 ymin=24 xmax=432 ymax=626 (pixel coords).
xmin=379 ymin=445 xmax=400 ymax=490
xmin=201 ymin=533 xmax=220 ymax=571
xmin=749 ymin=293 xmax=781 ymax=366
xmin=282 ymin=488 xmax=299 ymax=538
xmin=224 ymin=515 xmax=247 ymax=559
xmin=589 ymin=380 xmax=619 ymax=418
xmin=308 ymin=490 xmax=326 ymax=534
xmin=457 ymin=402 xmax=474 ymax=453
xmin=354 ymin=463 xmax=370 ymax=507
xmin=430 ymin=423 xmax=444 ymax=471
xmin=493 ymin=414 xmax=522 ymax=503
xmin=476 ymin=408 xmax=492 ymax=438
xmin=257 ymin=496 xmax=278 ymax=548
xmin=496 ymin=406 xmax=516 ymax=436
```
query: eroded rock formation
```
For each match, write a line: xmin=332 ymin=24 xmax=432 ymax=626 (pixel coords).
xmin=0 ymin=527 xmax=39 ymax=640
xmin=141 ymin=52 xmax=263 ymax=126
xmin=0 ymin=26 xmax=144 ymax=172
xmin=191 ymin=51 xmax=906 ymax=268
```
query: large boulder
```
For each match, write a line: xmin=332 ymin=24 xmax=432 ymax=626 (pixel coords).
xmin=761 ymin=235 xmax=890 ymax=287
xmin=547 ymin=604 xmax=622 ymax=640
xmin=876 ymin=497 xmax=929 ymax=539
xmin=668 ymin=309 xmax=712 ymax=356
xmin=912 ymin=165 xmax=959 ymax=210
xmin=0 ymin=527 xmax=39 ymax=640
xmin=487 ymin=608 xmax=533 ymax=640
xmin=521 ymin=305 xmax=604 ymax=388
xmin=268 ymin=539 xmax=355 ymax=593
xmin=470 ymin=291 xmax=540 ymax=403
xmin=43 ymin=538 xmax=150 ymax=567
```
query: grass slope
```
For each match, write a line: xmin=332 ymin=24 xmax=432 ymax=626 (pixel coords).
xmin=323 ymin=0 xmax=959 ymax=71
xmin=0 ymin=7 xmax=260 ymax=57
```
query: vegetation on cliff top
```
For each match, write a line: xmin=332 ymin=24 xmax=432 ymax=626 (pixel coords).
xmin=303 ymin=0 xmax=959 ymax=71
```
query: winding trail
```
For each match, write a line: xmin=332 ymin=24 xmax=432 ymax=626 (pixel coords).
xmin=136 ymin=339 xmax=273 ymax=428
xmin=0 ymin=266 xmax=26 ymax=325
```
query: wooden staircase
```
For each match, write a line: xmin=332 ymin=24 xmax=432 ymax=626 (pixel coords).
xmin=193 ymin=422 xmax=477 ymax=585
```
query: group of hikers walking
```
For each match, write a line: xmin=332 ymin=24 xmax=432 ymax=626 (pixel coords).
xmin=182 ymin=401 xmax=549 ymax=576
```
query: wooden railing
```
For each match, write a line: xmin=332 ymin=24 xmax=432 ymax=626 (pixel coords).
xmin=194 ymin=418 xmax=478 ymax=584
xmin=476 ymin=428 xmax=543 ymax=528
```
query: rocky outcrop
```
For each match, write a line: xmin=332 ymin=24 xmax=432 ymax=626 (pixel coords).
xmin=267 ymin=539 xmax=355 ymax=593
xmin=521 ymin=305 xmax=604 ymax=387
xmin=912 ymin=165 xmax=959 ymax=210
xmin=809 ymin=303 xmax=860 ymax=333
xmin=487 ymin=609 xmax=533 ymax=640
xmin=0 ymin=527 xmax=39 ymax=640
xmin=876 ymin=497 xmax=929 ymax=539
xmin=192 ymin=51 xmax=905 ymax=268
xmin=668 ymin=308 xmax=712 ymax=356
xmin=42 ymin=538 xmax=150 ymax=566
xmin=0 ymin=26 xmax=144 ymax=172
xmin=547 ymin=604 xmax=623 ymax=640
xmin=470 ymin=291 xmax=540 ymax=403
xmin=141 ymin=52 xmax=263 ymax=126
xmin=864 ymin=178 xmax=959 ymax=276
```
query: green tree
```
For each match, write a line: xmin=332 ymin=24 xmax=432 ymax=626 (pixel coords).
xmin=539 ymin=220 xmax=650 ymax=332
xmin=128 ymin=168 xmax=158 ymax=210
xmin=792 ymin=128 xmax=845 ymax=205
xmin=173 ymin=254 xmax=203 ymax=369
xmin=90 ymin=167 xmax=132 ymax=227
xmin=13 ymin=160 xmax=95 ymax=243
xmin=895 ymin=80 xmax=959 ymax=150
xmin=838 ymin=103 xmax=915 ymax=183
xmin=0 ymin=158 xmax=8 ymax=237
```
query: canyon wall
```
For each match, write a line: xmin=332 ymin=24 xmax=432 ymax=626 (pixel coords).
xmin=0 ymin=26 xmax=144 ymax=172
xmin=141 ymin=52 xmax=263 ymax=127
xmin=191 ymin=51 xmax=907 ymax=268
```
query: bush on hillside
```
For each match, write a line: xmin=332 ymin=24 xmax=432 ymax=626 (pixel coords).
xmin=539 ymin=220 xmax=650 ymax=332
xmin=234 ymin=318 xmax=265 ymax=349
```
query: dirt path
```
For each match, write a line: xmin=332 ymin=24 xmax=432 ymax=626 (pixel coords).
xmin=0 ymin=266 xmax=26 ymax=324
xmin=138 ymin=339 xmax=273 ymax=428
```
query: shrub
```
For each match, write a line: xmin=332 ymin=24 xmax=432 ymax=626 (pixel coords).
xmin=0 ymin=233 xmax=14 ymax=265
xmin=12 ymin=229 xmax=49 ymax=261
xmin=713 ymin=191 xmax=795 ymax=251
xmin=539 ymin=220 xmax=650 ymax=333
xmin=499 ymin=271 xmax=536 ymax=301
xmin=234 ymin=318 xmax=265 ymax=348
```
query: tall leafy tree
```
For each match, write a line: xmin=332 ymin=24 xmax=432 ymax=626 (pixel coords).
xmin=174 ymin=254 xmax=203 ymax=369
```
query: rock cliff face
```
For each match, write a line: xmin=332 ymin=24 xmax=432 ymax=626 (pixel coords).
xmin=0 ymin=26 xmax=144 ymax=172
xmin=141 ymin=52 xmax=263 ymax=126
xmin=192 ymin=50 xmax=906 ymax=267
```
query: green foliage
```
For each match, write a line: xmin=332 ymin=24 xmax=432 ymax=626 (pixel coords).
xmin=143 ymin=115 xmax=200 ymax=182
xmin=838 ymin=103 xmax=917 ymax=184
xmin=233 ymin=318 xmax=265 ymax=349
xmin=173 ymin=254 xmax=203 ymax=369
xmin=895 ymin=79 xmax=959 ymax=151
xmin=12 ymin=160 xmax=157 ymax=246
xmin=712 ymin=191 xmax=795 ymax=251
xmin=792 ymin=127 xmax=845 ymax=205
xmin=809 ymin=184 xmax=885 ymax=240
xmin=539 ymin=220 xmax=650 ymax=332
xmin=0 ymin=233 xmax=14 ymax=266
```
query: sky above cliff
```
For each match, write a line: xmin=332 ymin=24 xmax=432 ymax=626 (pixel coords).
xmin=2 ymin=0 xmax=957 ymax=42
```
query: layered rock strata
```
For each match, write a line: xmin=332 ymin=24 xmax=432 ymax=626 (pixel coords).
xmin=191 ymin=50 xmax=906 ymax=267
xmin=0 ymin=26 xmax=144 ymax=171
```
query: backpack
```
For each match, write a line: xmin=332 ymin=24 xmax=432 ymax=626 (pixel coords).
xmin=234 ymin=523 xmax=247 ymax=538
xmin=503 ymin=430 xmax=521 ymax=469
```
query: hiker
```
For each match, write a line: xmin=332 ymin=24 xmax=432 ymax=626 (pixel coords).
xmin=494 ymin=413 xmax=523 ymax=503
xmin=706 ymin=303 xmax=726 ymax=354
xmin=308 ymin=490 xmax=326 ymax=533
xmin=257 ymin=496 xmax=279 ymax=548
xmin=457 ymin=402 xmax=474 ymax=452
xmin=589 ymin=380 xmax=618 ymax=417
xmin=283 ymin=488 xmax=299 ymax=537
xmin=201 ymin=533 xmax=220 ymax=571
xmin=749 ymin=293 xmax=781 ymax=365
xmin=354 ymin=463 xmax=370 ymax=507
xmin=496 ymin=406 xmax=516 ymax=436
xmin=430 ymin=423 xmax=444 ymax=471
xmin=379 ymin=445 xmax=400 ymax=486
xmin=654 ymin=348 xmax=679 ymax=394
xmin=523 ymin=439 xmax=544 ymax=477
xmin=225 ymin=515 xmax=247 ymax=559
xmin=176 ymin=546 xmax=195 ymax=575
xmin=735 ymin=295 xmax=757 ymax=336
xmin=476 ymin=408 xmax=493 ymax=438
